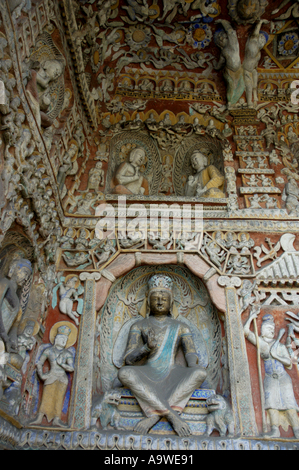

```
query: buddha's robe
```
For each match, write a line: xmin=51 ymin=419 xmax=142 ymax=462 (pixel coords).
xmin=185 ymin=165 xmax=225 ymax=198
xmin=118 ymin=317 xmax=207 ymax=418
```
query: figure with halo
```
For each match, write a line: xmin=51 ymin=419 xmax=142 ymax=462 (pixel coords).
xmin=30 ymin=322 xmax=77 ymax=428
xmin=185 ymin=150 xmax=225 ymax=198
xmin=117 ymin=274 xmax=207 ymax=437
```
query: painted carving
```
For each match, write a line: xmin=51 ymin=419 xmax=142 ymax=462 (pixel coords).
xmin=214 ymin=20 xmax=244 ymax=107
xmin=283 ymin=178 xmax=299 ymax=216
xmin=185 ymin=150 xmax=225 ymax=198
xmin=113 ymin=147 xmax=149 ymax=196
xmin=52 ymin=276 xmax=84 ymax=326
xmin=244 ymin=311 xmax=299 ymax=438
xmin=201 ymin=233 xmax=227 ymax=270
xmin=253 ymin=237 xmax=281 ymax=267
xmin=107 ymin=131 xmax=162 ymax=196
xmin=228 ymin=0 xmax=269 ymax=24
xmin=57 ymin=142 xmax=79 ymax=197
xmin=272 ymin=0 xmax=299 ymax=20
xmin=205 ymin=394 xmax=234 ymax=437
xmin=237 ymin=280 xmax=259 ymax=314
xmin=94 ymin=239 xmax=117 ymax=268
xmin=117 ymin=274 xmax=207 ymax=437
xmin=243 ymin=21 xmax=269 ymax=108
xmin=62 ymin=251 xmax=93 ymax=269
xmin=30 ymin=322 xmax=77 ymax=428
xmin=0 ymin=258 xmax=32 ymax=354
xmin=25 ymin=33 xmax=65 ymax=128
xmin=91 ymin=390 xmax=124 ymax=431
xmin=17 ymin=319 xmax=38 ymax=362
xmin=0 ymin=339 xmax=9 ymax=400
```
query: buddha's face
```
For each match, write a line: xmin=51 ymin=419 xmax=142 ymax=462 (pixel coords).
xmin=150 ymin=290 xmax=171 ymax=317
xmin=43 ymin=60 xmax=63 ymax=81
xmin=191 ymin=152 xmax=208 ymax=172
xmin=130 ymin=149 xmax=145 ymax=167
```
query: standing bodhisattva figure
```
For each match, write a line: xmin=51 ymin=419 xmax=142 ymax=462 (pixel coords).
xmin=31 ymin=323 xmax=76 ymax=428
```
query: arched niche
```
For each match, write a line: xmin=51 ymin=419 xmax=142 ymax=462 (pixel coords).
xmin=96 ymin=265 xmax=222 ymax=396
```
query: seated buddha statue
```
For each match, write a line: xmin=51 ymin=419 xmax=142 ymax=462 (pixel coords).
xmin=118 ymin=274 xmax=207 ymax=437
xmin=112 ymin=147 xmax=149 ymax=196
xmin=185 ymin=150 xmax=225 ymax=199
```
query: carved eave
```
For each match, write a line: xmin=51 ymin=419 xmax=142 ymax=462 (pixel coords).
xmin=60 ymin=0 xmax=97 ymax=130
xmin=256 ymin=251 xmax=299 ymax=287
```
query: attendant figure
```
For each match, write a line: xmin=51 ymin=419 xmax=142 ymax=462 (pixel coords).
xmin=244 ymin=312 xmax=299 ymax=438
xmin=185 ymin=151 xmax=225 ymax=198
xmin=30 ymin=324 xmax=76 ymax=428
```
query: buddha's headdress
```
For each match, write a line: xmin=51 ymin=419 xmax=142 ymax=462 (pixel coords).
xmin=139 ymin=274 xmax=179 ymax=318
xmin=148 ymin=274 xmax=173 ymax=294
xmin=147 ymin=274 xmax=174 ymax=305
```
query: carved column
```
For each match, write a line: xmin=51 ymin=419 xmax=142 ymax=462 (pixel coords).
xmin=219 ymin=276 xmax=258 ymax=437
xmin=69 ymin=272 xmax=101 ymax=430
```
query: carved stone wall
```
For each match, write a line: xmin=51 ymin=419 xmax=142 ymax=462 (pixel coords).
xmin=1 ymin=0 xmax=299 ymax=451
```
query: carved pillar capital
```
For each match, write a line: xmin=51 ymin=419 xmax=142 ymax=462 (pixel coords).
xmin=79 ymin=272 xmax=101 ymax=282
xmin=218 ymin=276 xmax=242 ymax=289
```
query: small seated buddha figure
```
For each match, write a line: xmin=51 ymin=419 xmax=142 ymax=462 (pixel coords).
xmin=185 ymin=150 xmax=225 ymax=199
